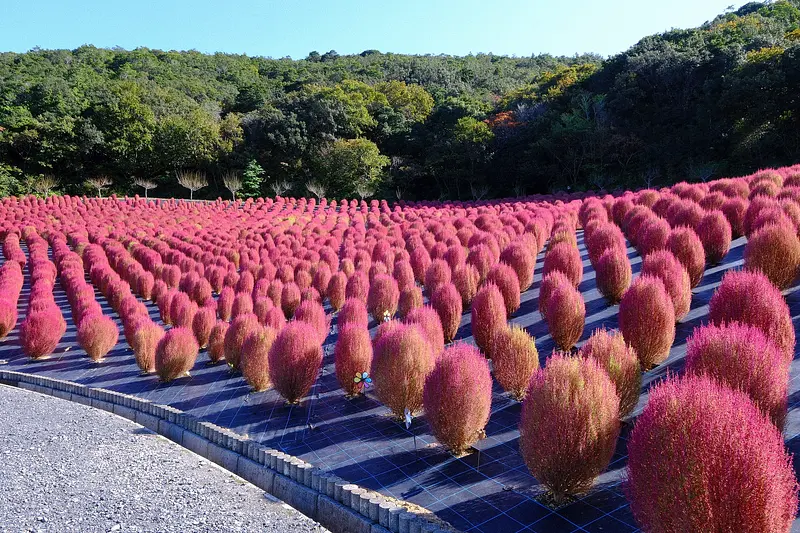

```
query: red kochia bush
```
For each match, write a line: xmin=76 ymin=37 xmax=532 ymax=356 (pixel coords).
xmin=0 ymin=299 xmax=18 ymax=339
xmin=708 ymin=269 xmax=795 ymax=362
xmin=366 ymin=274 xmax=399 ymax=322
xmin=637 ymin=216 xmax=671 ymax=256
xmin=618 ymin=275 xmax=675 ymax=368
xmin=424 ymin=259 xmax=452 ymax=295
xmin=223 ymin=313 xmax=260 ymax=371
xmin=345 ymin=271 xmax=369 ymax=303
xmin=192 ymin=306 xmax=216 ymax=348
xmin=131 ymin=320 xmax=165 ymax=373
xmin=685 ymin=322 xmax=788 ymax=429
xmin=293 ymin=299 xmax=329 ymax=343
xmin=545 ymin=281 xmax=585 ymax=350
xmin=371 ymin=324 xmax=435 ymax=418
xmin=281 ymin=282 xmax=301 ymax=318
xmin=155 ymin=327 xmax=199 ymax=382
xmin=666 ymin=226 xmax=706 ymax=288
xmin=334 ymin=325 xmax=373 ymax=397
xmin=641 ymin=250 xmax=691 ymax=321
xmin=485 ymin=262 xmax=521 ymax=316
xmin=542 ymin=242 xmax=582 ymax=287
xmin=217 ymin=286 xmax=234 ymax=321
xmin=471 ymin=283 xmax=507 ymax=352
xmin=327 ymin=272 xmax=347 ymax=311
xmin=240 ymin=326 xmax=277 ymax=392
xmin=77 ymin=314 xmax=119 ymax=362
xmin=208 ymin=320 xmax=229 ymax=363
xmin=338 ymin=298 xmax=369 ymax=330
xmin=430 ymin=283 xmax=462 ymax=343
xmin=452 ymin=264 xmax=480 ymax=307
xmin=538 ymin=270 xmax=571 ymax=320
xmin=579 ymin=328 xmax=640 ymax=418
xmin=696 ymin=210 xmax=732 ymax=264
xmin=488 ymin=324 xmax=539 ymax=400
xmin=594 ymin=247 xmax=631 ymax=304
xmin=586 ymin=223 xmax=626 ymax=265
xmin=398 ymin=286 xmax=423 ymax=318
xmin=20 ymin=310 xmax=66 ymax=359
xmin=405 ymin=306 xmax=445 ymax=356
xmin=625 ymin=374 xmax=798 ymax=533
xmin=423 ymin=343 xmax=492 ymax=455
xmin=744 ymin=222 xmax=800 ymax=290
xmin=499 ymin=242 xmax=535 ymax=291
xmin=520 ymin=354 xmax=620 ymax=502
xmin=268 ymin=321 xmax=323 ymax=404
xmin=231 ymin=292 xmax=254 ymax=319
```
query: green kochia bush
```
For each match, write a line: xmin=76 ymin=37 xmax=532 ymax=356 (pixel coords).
xmin=423 ymin=343 xmax=492 ymax=455
xmin=519 ymin=353 xmax=620 ymax=502
xmin=625 ymin=374 xmax=798 ymax=533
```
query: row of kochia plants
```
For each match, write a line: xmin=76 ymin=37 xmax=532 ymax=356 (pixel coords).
xmin=0 ymin=164 xmax=799 ymax=531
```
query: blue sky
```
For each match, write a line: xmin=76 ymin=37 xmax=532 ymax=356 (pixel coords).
xmin=1 ymin=0 xmax=743 ymax=58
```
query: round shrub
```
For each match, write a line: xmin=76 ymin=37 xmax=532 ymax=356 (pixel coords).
xmin=192 ymin=306 xmax=216 ymax=348
xmin=261 ymin=306 xmax=286 ymax=331
xmin=542 ymin=242 xmax=582 ymax=287
xmin=371 ymin=324 xmax=435 ymax=418
xmin=280 ymin=282 xmax=301 ymax=319
xmin=744 ymin=222 xmax=800 ymax=290
xmin=696 ymin=210 xmax=732 ymax=264
xmin=471 ymin=283 xmax=507 ymax=353
xmin=538 ymin=270 xmax=572 ymax=320
xmin=327 ymin=272 xmax=347 ymax=311
xmin=367 ymin=274 xmax=400 ymax=322
xmin=131 ymin=320 xmax=165 ymax=373
xmin=20 ymin=310 xmax=66 ymax=359
xmin=430 ymin=283 xmax=462 ymax=343
xmin=393 ymin=285 xmax=421 ymax=319
xmin=721 ymin=197 xmax=747 ymax=237
xmin=709 ymin=269 xmax=794 ymax=362
xmin=666 ymin=226 xmax=705 ymax=288
xmin=334 ymin=325 xmax=373 ymax=397
xmin=586 ymin=223 xmax=626 ymax=265
xmin=488 ymin=324 xmax=539 ymax=400
xmin=641 ymin=250 xmax=691 ymax=321
xmin=392 ymin=260 xmax=415 ymax=292
xmin=293 ymin=299 xmax=329 ymax=343
xmin=223 ymin=313 xmax=260 ymax=371
xmin=268 ymin=321 xmax=323 ymax=404
xmin=618 ymin=275 xmax=675 ymax=368
xmin=155 ymin=327 xmax=199 ymax=382
xmin=594 ymin=247 xmax=631 ymax=304
xmin=217 ymin=286 xmax=234 ymax=321
xmin=77 ymin=314 xmax=119 ymax=362
xmin=423 ymin=343 xmax=492 ymax=455
xmin=545 ymin=281 xmax=585 ymax=351
xmin=500 ymin=242 xmax=535 ymax=291
xmin=637 ymin=216 xmax=671 ymax=257
xmin=485 ymin=262 xmax=521 ymax=316
xmin=0 ymin=299 xmax=18 ymax=339
xmin=208 ymin=320 xmax=229 ymax=363
xmin=424 ymin=259 xmax=452 ymax=295
xmin=625 ymin=374 xmax=798 ymax=533
xmin=520 ymin=354 xmax=620 ymax=502
xmin=240 ymin=326 xmax=278 ymax=392
xmin=231 ymin=292 xmax=254 ymax=319
xmin=685 ymin=323 xmax=788 ymax=429
xmin=453 ymin=264 xmax=480 ymax=307
xmin=405 ymin=306 xmax=445 ymax=356
xmin=338 ymin=298 xmax=369 ymax=330
xmin=579 ymin=328 xmax=640 ymax=418
xmin=345 ymin=271 xmax=369 ymax=304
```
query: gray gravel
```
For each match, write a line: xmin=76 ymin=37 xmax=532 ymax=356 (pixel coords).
xmin=0 ymin=385 xmax=328 ymax=533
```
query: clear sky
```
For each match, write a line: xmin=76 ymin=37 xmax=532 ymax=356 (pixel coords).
xmin=1 ymin=0 xmax=744 ymax=59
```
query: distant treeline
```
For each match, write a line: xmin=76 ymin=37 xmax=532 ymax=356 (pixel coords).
xmin=1 ymin=1 xmax=799 ymax=200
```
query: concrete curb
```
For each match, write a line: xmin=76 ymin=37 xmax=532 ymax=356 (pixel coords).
xmin=1 ymin=370 xmax=452 ymax=533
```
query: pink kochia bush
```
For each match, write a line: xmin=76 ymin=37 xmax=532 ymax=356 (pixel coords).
xmin=337 ymin=298 xmax=369 ymax=330
xmin=542 ymin=241 xmax=583 ymax=287
xmin=398 ymin=286 xmax=424 ymax=318
xmin=640 ymin=250 xmax=691 ymax=321
xmin=485 ymin=262 xmax=521 ymax=316
xmin=267 ymin=321 xmax=323 ymax=404
xmin=579 ymin=328 xmax=640 ymax=418
xmin=77 ymin=314 xmax=119 ymax=362
xmin=371 ymin=323 xmax=435 ymax=418
xmin=430 ymin=283 xmax=462 ymax=343
xmin=618 ymin=275 xmax=675 ymax=368
xmin=405 ymin=306 xmax=445 ymax=356
xmin=20 ymin=310 xmax=67 ymax=359
xmin=240 ymin=326 xmax=277 ymax=392
xmin=499 ymin=242 xmax=535 ymax=291
xmin=685 ymin=323 xmax=789 ymax=429
xmin=625 ymin=374 xmax=798 ymax=533
xmin=488 ymin=324 xmax=539 ymax=400
xmin=223 ymin=313 xmax=260 ymax=371
xmin=293 ymin=300 xmax=329 ymax=343
xmin=666 ymin=226 xmax=706 ymax=288
xmin=192 ymin=307 xmax=216 ymax=348
xmin=155 ymin=327 xmax=199 ymax=382
xmin=471 ymin=283 xmax=507 ymax=353
xmin=366 ymin=274 xmax=399 ymax=322
xmin=423 ymin=343 xmax=492 ymax=455
xmin=708 ymin=269 xmax=795 ymax=362
xmin=594 ymin=247 xmax=631 ymax=304
xmin=519 ymin=354 xmax=620 ymax=502
xmin=545 ymin=281 xmax=585 ymax=351
xmin=334 ymin=325 xmax=373 ymax=397
xmin=696 ymin=210 xmax=732 ymax=264
xmin=744 ymin=222 xmax=800 ymax=290
xmin=208 ymin=320 xmax=229 ymax=363
xmin=131 ymin=320 xmax=165 ymax=373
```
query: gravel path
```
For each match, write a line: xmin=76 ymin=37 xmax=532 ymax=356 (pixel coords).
xmin=0 ymin=385 xmax=328 ymax=533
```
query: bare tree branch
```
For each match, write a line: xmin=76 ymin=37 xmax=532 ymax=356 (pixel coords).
xmin=86 ymin=176 xmax=112 ymax=198
xmin=176 ymin=170 xmax=207 ymax=200
xmin=270 ymin=180 xmax=290 ymax=197
xmin=470 ymin=183 xmax=489 ymax=201
xmin=222 ymin=171 xmax=242 ymax=201
xmin=355 ymin=183 xmax=375 ymax=200
xmin=133 ymin=177 xmax=158 ymax=200
xmin=34 ymin=175 xmax=59 ymax=197
xmin=305 ymin=180 xmax=326 ymax=200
